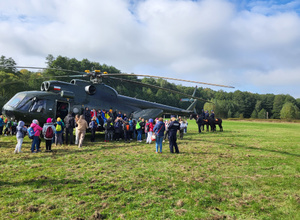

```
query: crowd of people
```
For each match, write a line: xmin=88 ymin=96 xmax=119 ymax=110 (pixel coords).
xmin=0 ymin=109 xmax=189 ymax=154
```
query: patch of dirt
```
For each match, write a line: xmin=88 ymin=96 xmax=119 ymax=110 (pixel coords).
xmin=174 ymin=208 xmax=187 ymax=215
xmin=32 ymin=188 xmax=51 ymax=193
xmin=176 ymin=200 xmax=184 ymax=207
xmin=30 ymin=164 xmax=42 ymax=169
xmin=90 ymin=211 xmax=106 ymax=219
xmin=27 ymin=205 xmax=39 ymax=212
xmin=77 ymin=201 xmax=86 ymax=205
xmin=48 ymin=205 xmax=56 ymax=210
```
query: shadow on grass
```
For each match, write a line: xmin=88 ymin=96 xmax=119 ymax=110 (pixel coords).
xmin=189 ymin=138 xmax=300 ymax=158
xmin=0 ymin=176 xmax=83 ymax=187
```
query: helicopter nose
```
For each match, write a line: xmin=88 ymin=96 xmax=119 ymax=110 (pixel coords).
xmin=2 ymin=107 xmax=16 ymax=120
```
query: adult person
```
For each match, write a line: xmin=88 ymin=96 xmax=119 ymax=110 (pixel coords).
xmin=210 ymin=110 xmax=215 ymax=119
xmin=64 ymin=113 xmax=75 ymax=145
xmin=201 ymin=109 xmax=205 ymax=119
xmin=168 ymin=115 xmax=180 ymax=154
xmin=77 ymin=115 xmax=88 ymax=148
xmin=84 ymin=107 xmax=91 ymax=124
xmin=74 ymin=114 xmax=80 ymax=145
xmin=0 ymin=115 xmax=4 ymax=135
xmin=42 ymin=118 xmax=56 ymax=152
xmin=163 ymin=120 xmax=169 ymax=142
xmin=140 ymin=118 xmax=146 ymax=140
xmin=30 ymin=119 xmax=43 ymax=153
xmin=205 ymin=110 xmax=209 ymax=119
xmin=196 ymin=114 xmax=203 ymax=133
xmin=55 ymin=117 xmax=64 ymax=146
xmin=153 ymin=117 xmax=165 ymax=153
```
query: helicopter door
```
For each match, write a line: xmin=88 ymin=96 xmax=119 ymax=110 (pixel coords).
xmin=55 ymin=101 xmax=69 ymax=121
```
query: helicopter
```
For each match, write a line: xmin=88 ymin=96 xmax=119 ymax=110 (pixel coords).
xmin=1 ymin=65 xmax=234 ymax=125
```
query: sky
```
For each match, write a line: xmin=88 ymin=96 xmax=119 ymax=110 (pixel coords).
xmin=1 ymin=0 xmax=300 ymax=98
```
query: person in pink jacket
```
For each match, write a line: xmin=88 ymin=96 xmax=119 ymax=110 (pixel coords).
xmin=30 ymin=119 xmax=43 ymax=153
xmin=146 ymin=118 xmax=154 ymax=144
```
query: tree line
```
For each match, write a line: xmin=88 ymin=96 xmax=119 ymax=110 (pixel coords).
xmin=1 ymin=55 xmax=300 ymax=119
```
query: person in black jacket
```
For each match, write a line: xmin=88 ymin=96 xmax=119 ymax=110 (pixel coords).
xmin=196 ymin=114 xmax=203 ymax=133
xmin=168 ymin=115 xmax=180 ymax=153
xmin=64 ymin=113 xmax=75 ymax=145
xmin=84 ymin=107 xmax=91 ymax=124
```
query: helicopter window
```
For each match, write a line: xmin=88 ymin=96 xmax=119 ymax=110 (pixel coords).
xmin=7 ymin=93 xmax=26 ymax=108
xmin=30 ymin=99 xmax=46 ymax=113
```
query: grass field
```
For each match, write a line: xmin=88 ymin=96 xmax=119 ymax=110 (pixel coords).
xmin=0 ymin=120 xmax=299 ymax=219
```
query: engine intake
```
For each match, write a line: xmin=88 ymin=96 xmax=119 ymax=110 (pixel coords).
xmin=85 ymin=85 xmax=96 ymax=95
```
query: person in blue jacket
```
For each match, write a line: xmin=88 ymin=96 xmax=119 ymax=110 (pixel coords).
xmin=153 ymin=117 xmax=166 ymax=153
xmin=168 ymin=115 xmax=180 ymax=153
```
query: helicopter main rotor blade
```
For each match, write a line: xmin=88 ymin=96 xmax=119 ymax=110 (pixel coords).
xmin=109 ymin=76 xmax=211 ymax=103
xmin=107 ymin=73 xmax=235 ymax=88
xmin=11 ymin=66 xmax=84 ymax=74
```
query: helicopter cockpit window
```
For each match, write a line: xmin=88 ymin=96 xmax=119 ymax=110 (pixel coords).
xmin=7 ymin=93 xmax=26 ymax=108
xmin=30 ymin=99 xmax=46 ymax=113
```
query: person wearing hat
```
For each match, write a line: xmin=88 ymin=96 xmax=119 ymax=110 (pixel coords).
xmin=42 ymin=118 xmax=56 ymax=152
xmin=168 ymin=115 xmax=180 ymax=153
xmin=205 ymin=110 xmax=209 ymax=119
xmin=55 ymin=117 xmax=64 ymax=146
xmin=30 ymin=119 xmax=43 ymax=153
xmin=210 ymin=110 xmax=215 ymax=120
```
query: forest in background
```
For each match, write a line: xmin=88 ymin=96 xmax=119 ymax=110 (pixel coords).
xmin=1 ymin=54 xmax=300 ymax=119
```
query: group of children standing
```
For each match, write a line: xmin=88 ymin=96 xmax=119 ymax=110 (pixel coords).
xmin=1 ymin=109 xmax=189 ymax=154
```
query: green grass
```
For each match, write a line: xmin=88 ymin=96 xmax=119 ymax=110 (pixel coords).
xmin=0 ymin=120 xmax=299 ymax=219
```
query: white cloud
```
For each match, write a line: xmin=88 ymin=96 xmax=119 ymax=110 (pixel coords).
xmin=1 ymin=0 xmax=300 ymax=97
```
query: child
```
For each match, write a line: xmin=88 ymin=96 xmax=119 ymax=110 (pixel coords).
xmin=146 ymin=119 xmax=154 ymax=144
xmin=89 ymin=116 xmax=97 ymax=142
xmin=30 ymin=119 xmax=43 ymax=153
xmin=42 ymin=118 xmax=56 ymax=152
xmin=14 ymin=121 xmax=27 ymax=153
xmin=55 ymin=117 xmax=64 ymax=146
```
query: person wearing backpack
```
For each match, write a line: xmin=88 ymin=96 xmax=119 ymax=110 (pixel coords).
xmin=128 ymin=118 xmax=134 ymax=140
xmin=55 ymin=117 xmax=64 ymax=146
xmin=123 ymin=120 xmax=131 ymax=143
xmin=89 ymin=116 xmax=97 ymax=142
xmin=104 ymin=117 xmax=114 ymax=142
xmin=64 ymin=113 xmax=75 ymax=145
xmin=42 ymin=118 xmax=56 ymax=152
xmin=14 ymin=120 xmax=27 ymax=153
xmin=30 ymin=119 xmax=43 ymax=153
xmin=114 ymin=116 xmax=123 ymax=141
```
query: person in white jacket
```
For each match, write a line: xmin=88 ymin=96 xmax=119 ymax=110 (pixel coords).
xmin=14 ymin=121 xmax=27 ymax=153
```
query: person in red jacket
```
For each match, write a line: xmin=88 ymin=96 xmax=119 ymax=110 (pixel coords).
xmin=30 ymin=119 xmax=43 ymax=153
xmin=146 ymin=118 xmax=154 ymax=144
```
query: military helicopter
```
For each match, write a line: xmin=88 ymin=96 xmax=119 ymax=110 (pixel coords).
xmin=1 ymin=65 xmax=234 ymax=125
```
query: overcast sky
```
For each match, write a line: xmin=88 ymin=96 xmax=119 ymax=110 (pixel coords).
xmin=1 ymin=0 xmax=300 ymax=98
